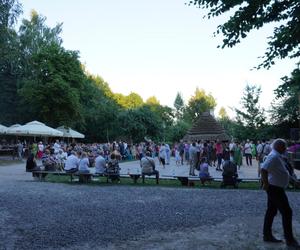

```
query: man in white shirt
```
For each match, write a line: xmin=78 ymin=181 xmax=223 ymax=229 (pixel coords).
xmin=261 ymin=139 xmax=299 ymax=247
xmin=64 ymin=151 xmax=79 ymax=173
xmin=159 ymin=143 xmax=166 ymax=168
xmin=244 ymin=139 xmax=252 ymax=166
xmin=95 ymin=151 xmax=106 ymax=175
xmin=53 ymin=140 xmax=61 ymax=154
xmin=189 ymin=142 xmax=198 ymax=176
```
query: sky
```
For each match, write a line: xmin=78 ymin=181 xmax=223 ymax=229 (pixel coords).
xmin=20 ymin=0 xmax=298 ymax=117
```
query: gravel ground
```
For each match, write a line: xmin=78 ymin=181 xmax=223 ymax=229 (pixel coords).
xmin=1 ymin=164 xmax=300 ymax=250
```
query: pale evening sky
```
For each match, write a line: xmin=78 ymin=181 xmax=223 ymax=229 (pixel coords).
xmin=21 ymin=0 xmax=298 ymax=117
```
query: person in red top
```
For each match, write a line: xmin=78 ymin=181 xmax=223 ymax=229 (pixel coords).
xmin=215 ymin=140 xmax=223 ymax=171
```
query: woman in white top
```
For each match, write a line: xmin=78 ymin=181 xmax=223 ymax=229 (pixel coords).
xmin=78 ymin=152 xmax=90 ymax=173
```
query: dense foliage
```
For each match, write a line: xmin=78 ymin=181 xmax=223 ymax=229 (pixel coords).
xmin=1 ymin=0 xmax=298 ymax=142
xmin=190 ymin=0 xmax=300 ymax=140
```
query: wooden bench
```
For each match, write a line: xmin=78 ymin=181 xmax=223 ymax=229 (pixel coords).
xmin=104 ymin=173 xmax=120 ymax=183
xmin=32 ymin=171 xmax=93 ymax=183
xmin=142 ymin=173 xmax=159 ymax=184
xmin=31 ymin=170 xmax=60 ymax=181
xmin=75 ymin=173 xmax=93 ymax=183
xmin=220 ymin=176 xmax=242 ymax=188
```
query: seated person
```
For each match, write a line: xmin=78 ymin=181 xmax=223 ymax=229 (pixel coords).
xmin=78 ymin=152 xmax=90 ymax=173
xmin=42 ymin=149 xmax=57 ymax=171
xmin=95 ymin=150 xmax=106 ymax=175
xmin=140 ymin=151 xmax=159 ymax=184
xmin=56 ymin=149 xmax=67 ymax=171
xmin=199 ymin=157 xmax=211 ymax=179
xmin=222 ymin=151 xmax=238 ymax=182
xmin=106 ymin=153 xmax=120 ymax=182
xmin=64 ymin=151 xmax=79 ymax=173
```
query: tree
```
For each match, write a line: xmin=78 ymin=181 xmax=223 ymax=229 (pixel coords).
xmin=0 ymin=0 xmax=22 ymax=29
xmin=113 ymin=92 xmax=144 ymax=109
xmin=234 ymin=84 xmax=266 ymax=139
xmin=218 ymin=106 xmax=229 ymax=120
xmin=80 ymin=75 xmax=121 ymax=142
xmin=189 ymin=0 xmax=300 ymax=129
xmin=189 ymin=0 xmax=300 ymax=69
xmin=146 ymin=96 xmax=160 ymax=106
xmin=18 ymin=10 xmax=63 ymax=77
xmin=270 ymin=68 xmax=300 ymax=136
xmin=0 ymin=0 xmax=22 ymax=124
xmin=166 ymin=120 xmax=190 ymax=143
xmin=173 ymin=92 xmax=184 ymax=119
xmin=117 ymin=106 xmax=162 ymax=142
xmin=186 ymin=87 xmax=216 ymax=121
xmin=18 ymin=43 xmax=84 ymax=126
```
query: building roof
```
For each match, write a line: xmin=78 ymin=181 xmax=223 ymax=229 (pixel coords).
xmin=183 ymin=112 xmax=230 ymax=141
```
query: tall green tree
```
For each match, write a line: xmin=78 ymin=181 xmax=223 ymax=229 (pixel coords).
xmin=173 ymin=92 xmax=184 ymax=119
xmin=186 ymin=87 xmax=216 ymax=121
xmin=80 ymin=75 xmax=121 ymax=142
xmin=234 ymin=84 xmax=266 ymax=139
xmin=117 ymin=106 xmax=162 ymax=142
xmin=270 ymin=68 xmax=300 ymax=137
xmin=0 ymin=0 xmax=22 ymax=124
xmin=18 ymin=10 xmax=62 ymax=77
xmin=18 ymin=43 xmax=84 ymax=126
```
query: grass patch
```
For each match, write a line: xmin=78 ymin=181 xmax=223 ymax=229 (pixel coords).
xmin=45 ymin=174 xmax=274 ymax=190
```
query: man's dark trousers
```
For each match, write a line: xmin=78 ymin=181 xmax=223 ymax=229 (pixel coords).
xmin=263 ymin=185 xmax=294 ymax=242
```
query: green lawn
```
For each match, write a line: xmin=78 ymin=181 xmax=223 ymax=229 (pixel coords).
xmin=45 ymin=174 xmax=283 ymax=190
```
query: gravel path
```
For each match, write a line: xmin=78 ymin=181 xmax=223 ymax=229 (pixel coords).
xmin=0 ymin=164 xmax=300 ymax=250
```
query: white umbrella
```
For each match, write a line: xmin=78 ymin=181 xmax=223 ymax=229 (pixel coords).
xmin=10 ymin=121 xmax=63 ymax=137
xmin=0 ymin=124 xmax=8 ymax=134
xmin=56 ymin=126 xmax=85 ymax=138
xmin=6 ymin=124 xmax=22 ymax=134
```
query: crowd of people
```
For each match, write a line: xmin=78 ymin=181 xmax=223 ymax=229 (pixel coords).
xmin=4 ymin=136 xmax=300 ymax=248
xmin=5 ymin=138 xmax=297 ymax=180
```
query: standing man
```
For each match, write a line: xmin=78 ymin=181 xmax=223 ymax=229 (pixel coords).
xmin=178 ymin=140 xmax=185 ymax=165
xmin=244 ymin=139 xmax=252 ymax=166
xmin=189 ymin=142 xmax=197 ymax=176
xmin=159 ymin=143 xmax=167 ymax=168
xmin=261 ymin=139 xmax=299 ymax=247
xmin=215 ymin=140 xmax=223 ymax=171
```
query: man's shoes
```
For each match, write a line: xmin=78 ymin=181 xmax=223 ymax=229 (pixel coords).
xmin=286 ymin=239 xmax=300 ymax=249
xmin=263 ymin=236 xmax=283 ymax=243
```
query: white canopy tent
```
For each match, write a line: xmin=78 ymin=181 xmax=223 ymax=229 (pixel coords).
xmin=8 ymin=121 xmax=63 ymax=137
xmin=6 ymin=124 xmax=22 ymax=135
xmin=0 ymin=124 xmax=8 ymax=134
xmin=56 ymin=126 xmax=85 ymax=139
